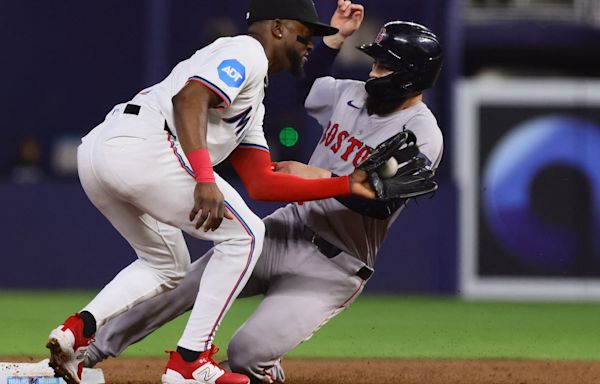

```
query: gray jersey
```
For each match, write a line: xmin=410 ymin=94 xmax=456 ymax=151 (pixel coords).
xmin=296 ymin=77 xmax=443 ymax=267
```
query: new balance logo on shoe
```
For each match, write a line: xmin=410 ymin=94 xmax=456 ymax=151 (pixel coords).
xmin=195 ymin=364 xmax=221 ymax=382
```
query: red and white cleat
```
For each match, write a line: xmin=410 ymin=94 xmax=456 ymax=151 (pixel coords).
xmin=46 ymin=313 xmax=94 ymax=384
xmin=162 ymin=346 xmax=249 ymax=384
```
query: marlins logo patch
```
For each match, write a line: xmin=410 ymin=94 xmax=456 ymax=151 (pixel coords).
xmin=218 ymin=59 xmax=246 ymax=88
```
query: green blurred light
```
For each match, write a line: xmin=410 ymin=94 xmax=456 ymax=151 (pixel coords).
xmin=279 ymin=126 xmax=299 ymax=147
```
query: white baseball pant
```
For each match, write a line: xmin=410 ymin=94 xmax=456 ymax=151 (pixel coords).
xmin=77 ymin=108 xmax=265 ymax=351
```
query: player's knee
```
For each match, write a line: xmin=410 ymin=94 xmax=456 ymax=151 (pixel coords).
xmin=232 ymin=214 xmax=265 ymax=253
xmin=227 ymin=332 xmax=259 ymax=373
xmin=227 ymin=346 xmax=254 ymax=377
xmin=244 ymin=214 xmax=265 ymax=240
xmin=227 ymin=331 xmax=270 ymax=375
xmin=249 ymin=217 xmax=265 ymax=248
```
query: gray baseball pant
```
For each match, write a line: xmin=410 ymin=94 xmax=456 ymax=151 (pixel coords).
xmin=86 ymin=204 xmax=369 ymax=383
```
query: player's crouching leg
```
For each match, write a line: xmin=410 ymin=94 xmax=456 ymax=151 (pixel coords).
xmin=228 ymin=334 xmax=285 ymax=384
xmin=131 ymin=226 xmax=193 ymax=293
xmin=235 ymin=213 xmax=265 ymax=263
xmin=214 ymin=208 xmax=265 ymax=274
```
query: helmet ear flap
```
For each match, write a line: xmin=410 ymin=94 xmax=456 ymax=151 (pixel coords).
xmin=364 ymin=76 xmax=386 ymax=97
xmin=365 ymin=70 xmax=418 ymax=100
xmin=365 ymin=73 xmax=396 ymax=99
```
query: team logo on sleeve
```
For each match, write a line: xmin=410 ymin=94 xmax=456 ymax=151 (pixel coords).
xmin=218 ymin=59 xmax=246 ymax=88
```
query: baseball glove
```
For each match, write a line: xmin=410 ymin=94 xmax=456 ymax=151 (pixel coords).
xmin=358 ymin=129 xmax=438 ymax=199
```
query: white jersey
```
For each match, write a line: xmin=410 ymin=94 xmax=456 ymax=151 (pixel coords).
xmin=297 ymin=76 xmax=444 ymax=267
xmin=129 ymin=35 xmax=270 ymax=165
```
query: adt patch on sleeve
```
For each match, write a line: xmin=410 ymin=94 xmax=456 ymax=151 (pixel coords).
xmin=218 ymin=59 xmax=246 ymax=88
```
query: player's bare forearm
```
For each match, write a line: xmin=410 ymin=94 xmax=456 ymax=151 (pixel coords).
xmin=172 ymin=81 xmax=220 ymax=154
xmin=273 ymin=161 xmax=332 ymax=179
xmin=173 ymin=81 xmax=232 ymax=231
xmin=323 ymin=0 xmax=365 ymax=49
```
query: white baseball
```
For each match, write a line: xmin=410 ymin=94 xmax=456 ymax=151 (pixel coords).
xmin=378 ymin=157 xmax=398 ymax=178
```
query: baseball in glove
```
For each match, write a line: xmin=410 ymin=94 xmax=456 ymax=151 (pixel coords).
xmin=358 ymin=129 xmax=437 ymax=199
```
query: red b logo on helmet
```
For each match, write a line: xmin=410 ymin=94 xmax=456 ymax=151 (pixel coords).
xmin=374 ymin=27 xmax=386 ymax=44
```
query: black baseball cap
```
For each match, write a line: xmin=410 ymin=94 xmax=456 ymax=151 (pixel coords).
xmin=246 ymin=0 xmax=339 ymax=37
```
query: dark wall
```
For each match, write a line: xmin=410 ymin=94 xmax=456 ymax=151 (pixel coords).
xmin=1 ymin=2 xmax=146 ymax=173
xmin=0 ymin=0 xmax=458 ymax=293
xmin=0 ymin=0 xmax=457 ymax=174
xmin=0 ymin=181 xmax=456 ymax=293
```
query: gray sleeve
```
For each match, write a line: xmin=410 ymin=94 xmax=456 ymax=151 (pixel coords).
xmin=304 ymin=76 xmax=337 ymax=128
xmin=405 ymin=112 xmax=444 ymax=170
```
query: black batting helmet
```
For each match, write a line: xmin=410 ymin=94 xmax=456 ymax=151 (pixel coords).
xmin=358 ymin=21 xmax=443 ymax=100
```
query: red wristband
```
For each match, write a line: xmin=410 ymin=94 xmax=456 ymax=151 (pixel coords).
xmin=187 ymin=148 xmax=215 ymax=183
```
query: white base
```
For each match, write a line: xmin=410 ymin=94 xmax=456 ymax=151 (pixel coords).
xmin=0 ymin=360 xmax=104 ymax=384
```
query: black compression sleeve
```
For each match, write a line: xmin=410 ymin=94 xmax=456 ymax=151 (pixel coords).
xmin=296 ymin=43 xmax=340 ymax=104
xmin=335 ymin=195 xmax=405 ymax=220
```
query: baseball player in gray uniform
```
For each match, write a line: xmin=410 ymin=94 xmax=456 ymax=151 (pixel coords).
xmin=83 ymin=12 xmax=444 ymax=384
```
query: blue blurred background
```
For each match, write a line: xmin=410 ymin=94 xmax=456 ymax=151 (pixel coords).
xmin=2 ymin=0 xmax=600 ymax=297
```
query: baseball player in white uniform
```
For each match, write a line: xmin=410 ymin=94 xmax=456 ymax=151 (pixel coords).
xmin=46 ymin=1 xmax=378 ymax=384
xmin=81 ymin=8 xmax=444 ymax=384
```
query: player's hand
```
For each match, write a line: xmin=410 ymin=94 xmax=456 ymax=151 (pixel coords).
xmin=189 ymin=182 xmax=234 ymax=232
xmin=332 ymin=0 xmax=364 ymax=37
xmin=349 ymin=169 xmax=376 ymax=199
xmin=273 ymin=161 xmax=332 ymax=179
xmin=324 ymin=0 xmax=365 ymax=49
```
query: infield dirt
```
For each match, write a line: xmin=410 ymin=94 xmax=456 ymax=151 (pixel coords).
xmin=4 ymin=357 xmax=600 ymax=384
